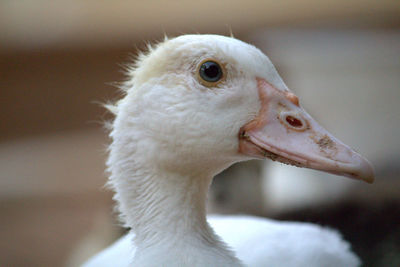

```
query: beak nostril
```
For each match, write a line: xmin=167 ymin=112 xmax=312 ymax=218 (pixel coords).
xmin=279 ymin=111 xmax=308 ymax=132
xmin=285 ymin=115 xmax=303 ymax=128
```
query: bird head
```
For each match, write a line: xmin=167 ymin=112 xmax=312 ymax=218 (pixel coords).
xmin=111 ymin=34 xmax=374 ymax=182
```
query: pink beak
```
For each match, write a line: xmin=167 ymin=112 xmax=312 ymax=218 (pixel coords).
xmin=239 ymin=78 xmax=375 ymax=183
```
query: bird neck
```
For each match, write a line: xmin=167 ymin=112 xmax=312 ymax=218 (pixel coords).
xmin=109 ymin=156 xmax=242 ymax=266
xmin=127 ymin=168 xmax=212 ymax=243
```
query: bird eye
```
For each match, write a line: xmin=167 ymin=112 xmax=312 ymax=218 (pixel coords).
xmin=197 ymin=60 xmax=224 ymax=86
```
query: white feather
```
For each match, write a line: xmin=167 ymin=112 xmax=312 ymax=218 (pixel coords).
xmin=84 ymin=215 xmax=359 ymax=267
xmin=84 ymin=34 xmax=360 ymax=267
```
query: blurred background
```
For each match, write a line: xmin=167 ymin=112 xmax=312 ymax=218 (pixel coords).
xmin=1 ymin=1 xmax=399 ymax=266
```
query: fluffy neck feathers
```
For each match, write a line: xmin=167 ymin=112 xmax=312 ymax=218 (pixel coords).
xmin=107 ymin=128 xmax=242 ymax=266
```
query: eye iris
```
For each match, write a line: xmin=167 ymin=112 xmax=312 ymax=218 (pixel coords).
xmin=200 ymin=61 xmax=222 ymax=82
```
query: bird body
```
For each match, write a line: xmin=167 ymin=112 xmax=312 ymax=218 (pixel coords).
xmin=83 ymin=34 xmax=373 ymax=266
xmin=84 ymin=215 xmax=360 ymax=267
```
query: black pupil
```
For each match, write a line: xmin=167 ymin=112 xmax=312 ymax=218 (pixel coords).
xmin=200 ymin=61 xmax=222 ymax=82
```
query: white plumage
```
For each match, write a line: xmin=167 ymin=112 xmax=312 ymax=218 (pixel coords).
xmin=84 ymin=215 xmax=360 ymax=267
xmin=83 ymin=34 xmax=374 ymax=266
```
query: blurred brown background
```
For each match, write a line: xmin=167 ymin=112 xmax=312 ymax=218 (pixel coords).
xmin=1 ymin=1 xmax=399 ymax=266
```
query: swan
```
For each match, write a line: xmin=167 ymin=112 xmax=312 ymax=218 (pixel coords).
xmin=83 ymin=34 xmax=374 ymax=267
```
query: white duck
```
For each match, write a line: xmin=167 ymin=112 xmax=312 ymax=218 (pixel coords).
xmin=83 ymin=34 xmax=374 ymax=267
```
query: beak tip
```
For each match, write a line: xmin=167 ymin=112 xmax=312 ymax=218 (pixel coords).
xmin=362 ymin=172 xmax=375 ymax=184
xmin=358 ymin=158 xmax=375 ymax=184
xmin=363 ymin=175 xmax=375 ymax=184
xmin=339 ymin=154 xmax=375 ymax=184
